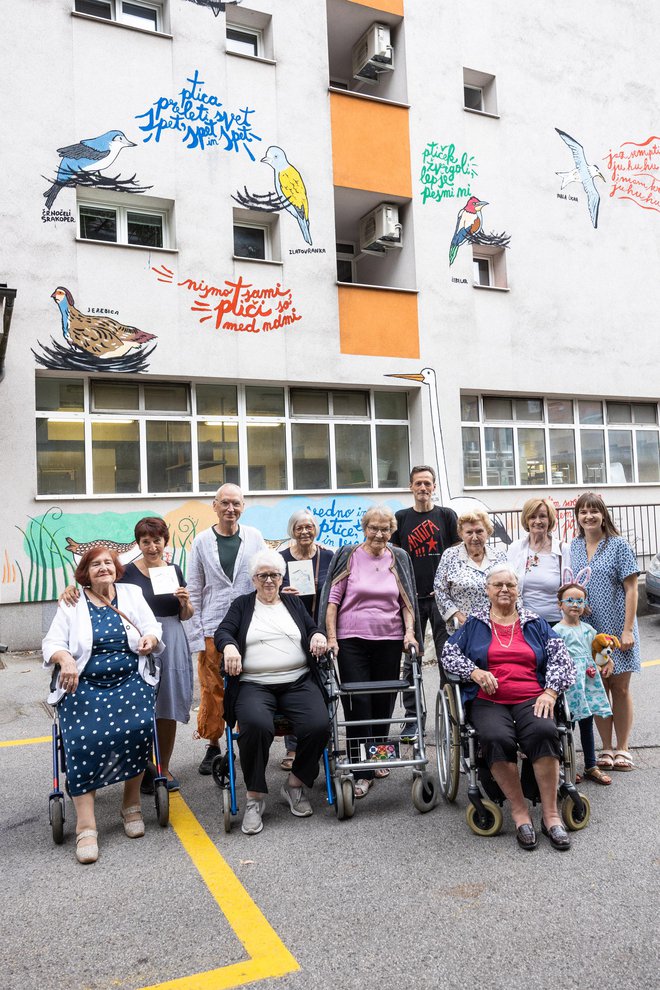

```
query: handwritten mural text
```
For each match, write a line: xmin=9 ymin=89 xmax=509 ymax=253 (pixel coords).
xmin=420 ymin=142 xmax=479 ymax=204
xmin=604 ymin=136 xmax=660 ymax=213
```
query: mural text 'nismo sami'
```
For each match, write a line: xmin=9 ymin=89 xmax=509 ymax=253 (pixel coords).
xmin=136 ymin=70 xmax=261 ymax=157
xmin=152 ymin=266 xmax=301 ymax=334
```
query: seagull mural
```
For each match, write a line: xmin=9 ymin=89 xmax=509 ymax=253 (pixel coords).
xmin=555 ymin=128 xmax=605 ymax=228
xmin=448 ymin=196 xmax=511 ymax=266
xmin=32 ymin=287 xmax=158 ymax=373
xmin=232 ymin=146 xmax=312 ymax=245
xmin=386 ymin=368 xmax=512 ymax=547
xmin=43 ymin=130 xmax=149 ymax=209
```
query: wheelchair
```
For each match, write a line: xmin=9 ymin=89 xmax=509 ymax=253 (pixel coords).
xmin=48 ymin=662 xmax=170 ymax=845
xmin=434 ymin=674 xmax=591 ymax=836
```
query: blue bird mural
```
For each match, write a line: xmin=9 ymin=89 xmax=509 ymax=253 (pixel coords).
xmin=44 ymin=130 xmax=137 ymax=209
xmin=261 ymin=146 xmax=312 ymax=245
xmin=448 ymin=196 xmax=488 ymax=265
xmin=555 ymin=128 xmax=605 ymax=228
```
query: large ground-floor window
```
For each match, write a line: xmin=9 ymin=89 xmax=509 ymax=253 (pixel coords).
xmin=35 ymin=376 xmax=411 ymax=496
xmin=461 ymin=394 xmax=660 ymax=487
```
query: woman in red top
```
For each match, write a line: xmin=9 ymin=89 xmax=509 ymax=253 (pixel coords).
xmin=442 ymin=564 xmax=576 ymax=852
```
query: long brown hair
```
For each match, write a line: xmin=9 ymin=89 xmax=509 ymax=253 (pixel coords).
xmin=574 ymin=492 xmax=619 ymax=539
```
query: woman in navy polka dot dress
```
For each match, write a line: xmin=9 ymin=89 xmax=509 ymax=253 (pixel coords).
xmin=43 ymin=547 xmax=163 ymax=864
xmin=570 ymin=493 xmax=640 ymax=773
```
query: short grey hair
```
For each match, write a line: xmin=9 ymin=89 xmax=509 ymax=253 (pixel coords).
xmin=249 ymin=549 xmax=287 ymax=579
xmin=361 ymin=505 xmax=397 ymax=535
xmin=486 ymin=563 xmax=519 ymax=586
xmin=286 ymin=509 xmax=320 ymax=539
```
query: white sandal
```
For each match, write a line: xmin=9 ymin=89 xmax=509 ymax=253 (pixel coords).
xmin=354 ymin=779 xmax=373 ymax=798
xmin=121 ymin=804 xmax=145 ymax=838
xmin=75 ymin=829 xmax=99 ymax=864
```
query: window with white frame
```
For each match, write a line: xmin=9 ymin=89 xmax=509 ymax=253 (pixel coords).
xmin=461 ymin=394 xmax=660 ymax=488
xmin=472 ymin=247 xmax=507 ymax=289
xmin=463 ymin=68 xmax=498 ymax=115
xmin=35 ymin=378 xmax=411 ymax=496
xmin=463 ymin=84 xmax=483 ymax=111
xmin=78 ymin=200 xmax=170 ymax=248
xmin=74 ymin=0 xmax=163 ymax=32
xmin=233 ymin=222 xmax=269 ymax=261
xmin=226 ymin=26 xmax=261 ymax=57
xmin=473 ymin=255 xmax=491 ymax=287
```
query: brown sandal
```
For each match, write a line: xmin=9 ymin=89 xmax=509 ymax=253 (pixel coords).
xmin=584 ymin=766 xmax=612 ymax=785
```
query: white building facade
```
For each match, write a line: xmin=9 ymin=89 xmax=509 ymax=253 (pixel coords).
xmin=1 ymin=0 xmax=659 ymax=646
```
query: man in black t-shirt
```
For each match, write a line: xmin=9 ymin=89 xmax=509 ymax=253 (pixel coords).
xmin=390 ymin=465 xmax=459 ymax=737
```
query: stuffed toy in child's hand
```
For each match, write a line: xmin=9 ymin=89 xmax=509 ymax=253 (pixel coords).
xmin=591 ymin=633 xmax=621 ymax=674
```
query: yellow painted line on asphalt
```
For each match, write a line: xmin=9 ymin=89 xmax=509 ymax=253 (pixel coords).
xmin=642 ymin=658 xmax=660 ymax=667
xmin=3 ymin=737 xmax=299 ymax=990
xmin=137 ymin=792 xmax=299 ymax=990
xmin=0 ymin=735 xmax=50 ymax=747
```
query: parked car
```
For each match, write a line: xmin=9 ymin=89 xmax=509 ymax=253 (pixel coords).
xmin=646 ymin=552 xmax=660 ymax=613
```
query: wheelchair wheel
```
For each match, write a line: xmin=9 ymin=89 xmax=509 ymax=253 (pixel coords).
xmin=435 ymin=685 xmax=460 ymax=803
xmin=155 ymin=781 xmax=169 ymax=828
xmin=222 ymin=788 xmax=232 ymax=833
xmin=342 ymin=778 xmax=355 ymax=819
xmin=412 ymin=775 xmax=437 ymax=814
xmin=51 ymin=796 xmax=65 ymax=845
xmin=466 ymin=799 xmax=503 ymax=836
xmin=561 ymin=792 xmax=591 ymax=831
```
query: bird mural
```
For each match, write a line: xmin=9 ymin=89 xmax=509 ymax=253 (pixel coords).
xmin=50 ymin=286 xmax=157 ymax=358
xmin=260 ymin=146 xmax=312 ymax=244
xmin=44 ymin=130 xmax=137 ymax=209
xmin=555 ymin=128 xmax=605 ymax=228
xmin=448 ymin=196 xmax=488 ymax=265
xmin=386 ymin=368 xmax=512 ymax=547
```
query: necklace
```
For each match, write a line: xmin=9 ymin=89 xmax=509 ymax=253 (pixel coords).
xmin=492 ymin=619 xmax=517 ymax=649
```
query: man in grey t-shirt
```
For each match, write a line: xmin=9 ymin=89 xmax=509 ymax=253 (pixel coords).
xmin=186 ymin=484 xmax=265 ymax=773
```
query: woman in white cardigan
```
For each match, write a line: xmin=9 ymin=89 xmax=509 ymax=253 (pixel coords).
xmin=43 ymin=546 xmax=163 ymax=864
xmin=507 ymin=498 xmax=571 ymax=625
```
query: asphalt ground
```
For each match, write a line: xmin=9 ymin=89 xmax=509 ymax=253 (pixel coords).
xmin=1 ymin=617 xmax=659 ymax=990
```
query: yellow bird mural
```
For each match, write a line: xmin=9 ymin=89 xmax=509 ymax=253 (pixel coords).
xmin=261 ymin=146 xmax=312 ymax=244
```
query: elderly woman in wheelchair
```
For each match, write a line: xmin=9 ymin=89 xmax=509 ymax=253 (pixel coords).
xmin=214 ymin=550 xmax=328 ymax=835
xmin=440 ymin=564 xmax=581 ymax=851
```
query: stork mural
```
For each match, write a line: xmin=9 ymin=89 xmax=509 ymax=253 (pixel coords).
xmin=387 ymin=368 xmax=511 ymax=546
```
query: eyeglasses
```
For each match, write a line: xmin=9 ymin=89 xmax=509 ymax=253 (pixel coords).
xmin=366 ymin=526 xmax=391 ymax=535
xmin=254 ymin=572 xmax=281 ymax=582
xmin=490 ymin=582 xmax=516 ymax=589
xmin=561 ymin=598 xmax=586 ymax=606
xmin=294 ymin=525 xmax=315 ymax=533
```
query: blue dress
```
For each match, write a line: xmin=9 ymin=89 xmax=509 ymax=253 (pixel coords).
xmin=570 ymin=536 xmax=641 ymax=674
xmin=554 ymin=621 xmax=612 ymax=720
xmin=59 ymin=598 xmax=155 ymax=796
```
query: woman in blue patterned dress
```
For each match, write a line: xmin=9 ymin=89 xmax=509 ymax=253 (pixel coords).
xmin=43 ymin=547 xmax=163 ymax=864
xmin=570 ymin=493 xmax=640 ymax=772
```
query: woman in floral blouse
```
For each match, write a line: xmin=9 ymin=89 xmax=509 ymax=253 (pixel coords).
xmin=434 ymin=510 xmax=507 ymax=633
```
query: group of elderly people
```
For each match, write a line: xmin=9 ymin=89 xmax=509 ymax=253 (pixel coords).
xmin=43 ymin=477 xmax=640 ymax=859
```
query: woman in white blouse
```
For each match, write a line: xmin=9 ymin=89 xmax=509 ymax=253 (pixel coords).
xmin=434 ymin=510 xmax=507 ymax=632
xmin=507 ymin=498 xmax=571 ymax=625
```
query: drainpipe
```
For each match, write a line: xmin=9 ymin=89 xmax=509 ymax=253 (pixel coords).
xmin=0 ymin=284 xmax=18 ymax=383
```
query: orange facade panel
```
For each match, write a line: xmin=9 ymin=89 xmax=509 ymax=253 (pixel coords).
xmin=330 ymin=92 xmax=412 ymax=197
xmin=347 ymin=0 xmax=404 ymax=14
xmin=338 ymin=285 xmax=419 ymax=358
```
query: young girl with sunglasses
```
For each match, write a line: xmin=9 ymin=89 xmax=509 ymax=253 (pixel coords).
xmin=554 ymin=581 xmax=613 ymax=785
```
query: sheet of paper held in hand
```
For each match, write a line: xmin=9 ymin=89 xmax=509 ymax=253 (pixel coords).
xmin=287 ymin=558 xmax=315 ymax=595
xmin=149 ymin=565 xmax=179 ymax=595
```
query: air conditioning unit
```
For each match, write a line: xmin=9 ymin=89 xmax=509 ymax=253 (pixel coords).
xmin=359 ymin=204 xmax=403 ymax=255
xmin=352 ymin=23 xmax=394 ymax=84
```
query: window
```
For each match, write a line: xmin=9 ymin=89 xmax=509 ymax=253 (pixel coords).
xmin=461 ymin=393 xmax=660 ymax=487
xmin=226 ymin=26 xmax=260 ymax=57
xmin=35 ymin=379 xmax=411 ymax=495
xmin=463 ymin=68 xmax=498 ymax=115
xmin=336 ymin=242 xmax=356 ymax=283
xmin=472 ymin=247 xmax=508 ymax=289
xmin=78 ymin=201 xmax=169 ymax=248
xmin=74 ymin=0 xmax=162 ymax=32
xmin=233 ymin=223 xmax=268 ymax=260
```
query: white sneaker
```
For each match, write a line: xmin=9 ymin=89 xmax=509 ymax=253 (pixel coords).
xmin=280 ymin=783 xmax=313 ymax=817
xmin=241 ymin=798 xmax=265 ymax=834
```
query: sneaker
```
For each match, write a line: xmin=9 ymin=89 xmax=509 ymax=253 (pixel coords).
xmin=280 ymin=782 xmax=313 ymax=817
xmin=400 ymin=723 xmax=418 ymax=743
xmin=241 ymin=798 xmax=265 ymax=835
xmin=198 ymin=744 xmax=221 ymax=776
